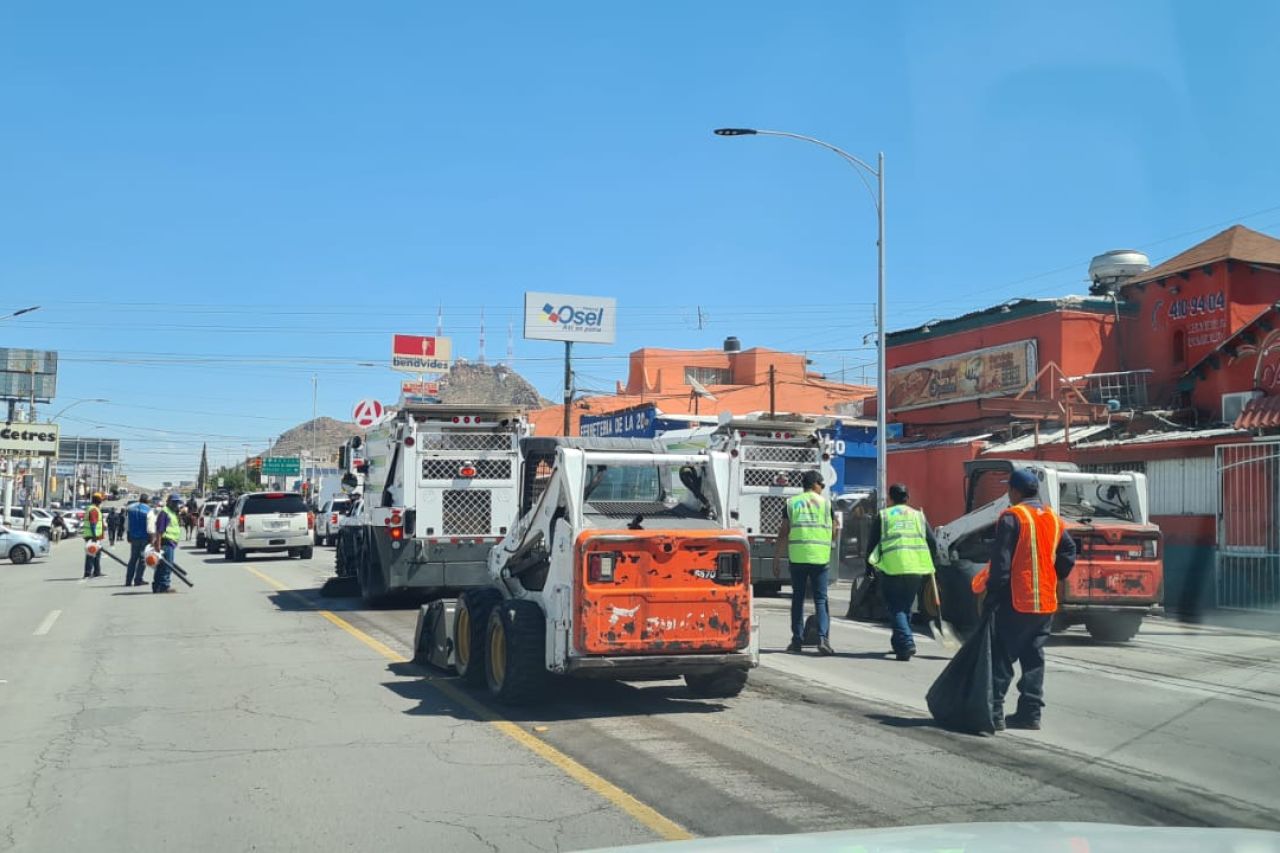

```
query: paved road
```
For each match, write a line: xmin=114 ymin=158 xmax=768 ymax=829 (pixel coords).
xmin=3 ymin=539 xmax=1278 ymax=851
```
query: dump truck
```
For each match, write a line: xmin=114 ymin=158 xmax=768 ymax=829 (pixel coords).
xmin=934 ymin=459 xmax=1163 ymax=642
xmin=414 ymin=437 xmax=758 ymax=703
xmin=341 ymin=403 xmax=530 ymax=603
xmin=658 ymin=415 xmax=837 ymax=595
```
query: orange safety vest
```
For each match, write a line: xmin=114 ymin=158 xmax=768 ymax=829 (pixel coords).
xmin=969 ymin=502 xmax=1063 ymax=614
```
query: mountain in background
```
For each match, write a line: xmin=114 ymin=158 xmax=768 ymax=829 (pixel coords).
xmin=264 ymin=362 xmax=547 ymax=462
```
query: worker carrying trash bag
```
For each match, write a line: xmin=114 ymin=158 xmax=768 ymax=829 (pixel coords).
xmin=929 ymin=468 xmax=1076 ymax=733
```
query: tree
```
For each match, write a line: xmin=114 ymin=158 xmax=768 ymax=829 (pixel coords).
xmin=212 ymin=465 xmax=254 ymax=494
xmin=197 ymin=443 xmax=209 ymax=494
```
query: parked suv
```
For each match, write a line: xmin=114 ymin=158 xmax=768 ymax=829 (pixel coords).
xmin=195 ymin=501 xmax=220 ymax=549
xmin=206 ymin=500 xmax=235 ymax=554
xmin=313 ymin=496 xmax=352 ymax=546
xmin=224 ymin=492 xmax=314 ymax=561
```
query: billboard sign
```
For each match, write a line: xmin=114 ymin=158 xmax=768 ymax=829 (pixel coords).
xmin=524 ymin=292 xmax=616 ymax=344
xmin=887 ymin=339 xmax=1037 ymax=412
xmin=57 ymin=436 xmax=119 ymax=463
xmin=391 ymin=334 xmax=452 ymax=373
xmin=579 ymin=404 xmax=656 ymax=438
xmin=0 ymin=349 xmax=57 ymax=402
xmin=0 ymin=422 xmax=60 ymax=457
xmin=401 ymin=380 xmax=441 ymax=398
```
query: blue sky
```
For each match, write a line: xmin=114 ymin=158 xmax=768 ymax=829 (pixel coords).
xmin=2 ymin=1 xmax=1278 ymax=486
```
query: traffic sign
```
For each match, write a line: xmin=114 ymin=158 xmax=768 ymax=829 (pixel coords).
xmin=261 ymin=456 xmax=301 ymax=476
xmin=352 ymin=399 xmax=384 ymax=427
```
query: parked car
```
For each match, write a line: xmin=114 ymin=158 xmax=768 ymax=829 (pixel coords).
xmin=195 ymin=501 xmax=222 ymax=549
xmin=3 ymin=507 xmax=62 ymax=539
xmin=224 ymin=492 xmax=314 ymax=561
xmin=0 ymin=525 xmax=50 ymax=564
xmin=205 ymin=500 xmax=234 ymax=554
xmin=313 ymin=496 xmax=352 ymax=546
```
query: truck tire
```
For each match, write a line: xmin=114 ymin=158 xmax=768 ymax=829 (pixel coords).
xmin=9 ymin=544 xmax=32 ymax=565
xmin=454 ymin=589 xmax=502 ymax=685
xmin=684 ymin=667 xmax=749 ymax=699
xmin=224 ymin=543 xmax=235 ymax=561
xmin=196 ymin=533 xmax=206 ymax=548
xmin=357 ymin=539 xmax=389 ymax=605
xmin=313 ymin=530 xmax=322 ymax=545
xmin=1085 ymin=613 xmax=1143 ymax=643
xmin=300 ymin=546 xmax=314 ymax=560
xmin=485 ymin=600 xmax=547 ymax=704
xmin=234 ymin=544 xmax=247 ymax=562
xmin=753 ymin=582 xmax=782 ymax=597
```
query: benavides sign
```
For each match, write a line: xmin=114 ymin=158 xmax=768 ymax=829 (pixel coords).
xmin=0 ymin=422 xmax=60 ymax=457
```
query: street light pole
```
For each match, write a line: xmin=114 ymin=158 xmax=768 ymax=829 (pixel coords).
xmin=41 ymin=398 xmax=109 ymax=507
xmin=713 ymin=128 xmax=889 ymax=507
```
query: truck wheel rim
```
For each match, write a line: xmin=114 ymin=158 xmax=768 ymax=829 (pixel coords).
xmin=489 ymin=620 xmax=506 ymax=687
xmin=457 ymin=608 xmax=471 ymax=665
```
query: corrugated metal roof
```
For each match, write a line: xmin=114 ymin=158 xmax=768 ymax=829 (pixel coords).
xmin=981 ymin=424 xmax=1113 ymax=453
xmin=889 ymin=433 xmax=991 ymax=451
xmin=1235 ymin=395 xmax=1280 ymax=430
xmin=1074 ymin=427 xmax=1246 ymax=448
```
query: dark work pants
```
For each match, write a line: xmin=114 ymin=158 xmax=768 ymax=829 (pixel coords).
xmin=126 ymin=538 xmax=148 ymax=586
xmin=991 ymin=606 xmax=1052 ymax=719
xmin=879 ymin=573 xmax=921 ymax=653
xmin=789 ymin=563 xmax=830 ymax=642
xmin=83 ymin=546 xmax=102 ymax=577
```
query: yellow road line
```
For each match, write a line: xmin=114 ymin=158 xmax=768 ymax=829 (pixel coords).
xmin=244 ymin=565 xmax=693 ymax=842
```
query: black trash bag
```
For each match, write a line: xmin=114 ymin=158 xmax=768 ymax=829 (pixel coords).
xmin=845 ymin=573 xmax=885 ymax=621
xmin=802 ymin=614 xmax=820 ymax=646
xmin=926 ymin=609 xmax=996 ymax=734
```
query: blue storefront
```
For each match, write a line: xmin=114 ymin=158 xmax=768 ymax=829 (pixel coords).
xmin=578 ymin=404 xmax=889 ymax=495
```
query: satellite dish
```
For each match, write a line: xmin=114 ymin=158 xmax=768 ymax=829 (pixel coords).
xmin=688 ymin=377 xmax=718 ymax=401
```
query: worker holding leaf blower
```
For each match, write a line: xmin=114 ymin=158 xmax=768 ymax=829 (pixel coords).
xmin=151 ymin=493 xmax=183 ymax=594
xmin=866 ymin=483 xmax=938 ymax=661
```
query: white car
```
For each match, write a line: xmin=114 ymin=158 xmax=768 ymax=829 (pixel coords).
xmin=0 ymin=525 xmax=50 ymax=564
xmin=313 ymin=496 xmax=352 ymax=546
xmin=224 ymin=492 xmax=314 ymax=561
xmin=195 ymin=501 xmax=222 ymax=549
xmin=205 ymin=501 xmax=235 ymax=554
xmin=3 ymin=507 xmax=62 ymax=539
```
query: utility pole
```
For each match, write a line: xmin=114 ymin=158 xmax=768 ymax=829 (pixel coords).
xmin=562 ymin=342 xmax=573 ymax=436
xmin=768 ymin=364 xmax=776 ymax=418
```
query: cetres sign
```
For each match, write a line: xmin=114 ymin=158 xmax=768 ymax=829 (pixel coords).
xmin=0 ymin=422 xmax=60 ymax=457
xmin=391 ymin=334 xmax=453 ymax=373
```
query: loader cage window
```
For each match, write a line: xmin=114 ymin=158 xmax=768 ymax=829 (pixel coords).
xmin=582 ymin=461 xmax=715 ymax=522
xmin=1057 ymin=475 xmax=1137 ymax=522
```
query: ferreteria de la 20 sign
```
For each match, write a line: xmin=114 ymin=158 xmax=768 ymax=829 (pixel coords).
xmin=0 ymin=423 xmax=61 ymax=457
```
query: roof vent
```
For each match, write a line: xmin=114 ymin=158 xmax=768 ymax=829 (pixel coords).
xmin=1089 ymin=249 xmax=1150 ymax=295
xmin=723 ymin=336 xmax=741 ymax=353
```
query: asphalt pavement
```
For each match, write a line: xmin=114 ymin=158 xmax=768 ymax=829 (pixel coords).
xmin=2 ymin=538 xmax=1278 ymax=852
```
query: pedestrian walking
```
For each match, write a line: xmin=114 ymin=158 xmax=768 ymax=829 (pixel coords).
xmin=866 ymin=483 xmax=938 ymax=661
xmin=125 ymin=495 xmax=152 ymax=587
xmin=106 ymin=507 xmax=120 ymax=545
xmin=82 ymin=492 xmax=106 ymax=578
xmin=984 ymin=468 xmax=1077 ymax=731
xmin=50 ymin=512 xmax=68 ymax=544
xmin=151 ymin=493 xmax=182 ymax=594
xmin=778 ymin=470 xmax=838 ymax=655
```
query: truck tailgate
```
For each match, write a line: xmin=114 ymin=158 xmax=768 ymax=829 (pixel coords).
xmin=575 ymin=530 xmax=751 ymax=655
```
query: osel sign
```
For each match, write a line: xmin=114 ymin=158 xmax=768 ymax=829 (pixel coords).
xmin=0 ymin=422 xmax=60 ymax=457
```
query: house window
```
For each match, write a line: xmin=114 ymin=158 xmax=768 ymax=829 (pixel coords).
xmin=684 ymin=366 xmax=731 ymax=386
xmin=1172 ymin=330 xmax=1186 ymax=364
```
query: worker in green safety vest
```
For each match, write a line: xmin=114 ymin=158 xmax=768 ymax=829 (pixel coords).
xmin=777 ymin=470 xmax=838 ymax=656
xmin=82 ymin=492 xmax=106 ymax=579
xmin=867 ymin=483 xmax=938 ymax=660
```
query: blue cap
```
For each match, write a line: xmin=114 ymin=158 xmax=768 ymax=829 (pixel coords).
xmin=1009 ymin=468 xmax=1039 ymax=496
xmin=168 ymin=493 xmax=182 ymax=503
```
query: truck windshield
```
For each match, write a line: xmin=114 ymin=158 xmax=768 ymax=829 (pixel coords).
xmin=1057 ymin=476 xmax=1137 ymax=522
xmin=582 ymin=461 xmax=714 ymax=520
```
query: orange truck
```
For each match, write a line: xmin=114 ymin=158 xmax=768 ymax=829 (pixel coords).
xmin=414 ymin=437 xmax=758 ymax=703
xmin=934 ymin=460 xmax=1164 ymax=642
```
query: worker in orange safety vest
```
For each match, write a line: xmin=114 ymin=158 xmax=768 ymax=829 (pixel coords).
xmin=975 ymin=468 xmax=1077 ymax=731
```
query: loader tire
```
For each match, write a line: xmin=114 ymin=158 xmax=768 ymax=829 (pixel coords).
xmin=454 ymin=589 xmax=502 ymax=685
xmin=485 ymin=600 xmax=547 ymax=705
xmin=1085 ymin=613 xmax=1142 ymax=643
xmin=684 ymin=667 xmax=748 ymax=699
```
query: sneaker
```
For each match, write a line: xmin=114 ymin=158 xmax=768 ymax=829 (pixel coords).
xmin=1005 ymin=712 xmax=1041 ymax=730
xmin=895 ymin=646 xmax=916 ymax=662
xmin=785 ymin=639 xmax=803 ymax=653
xmin=817 ymin=639 xmax=835 ymax=656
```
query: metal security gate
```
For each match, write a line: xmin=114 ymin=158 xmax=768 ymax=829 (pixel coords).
xmin=1216 ymin=440 xmax=1280 ymax=611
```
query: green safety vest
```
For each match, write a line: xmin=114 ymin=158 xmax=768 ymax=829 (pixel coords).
xmin=82 ymin=505 xmax=104 ymax=539
xmin=162 ymin=507 xmax=181 ymax=543
xmin=786 ymin=492 xmax=833 ymax=565
xmin=870 ymin=504 xmax=934 ymax=575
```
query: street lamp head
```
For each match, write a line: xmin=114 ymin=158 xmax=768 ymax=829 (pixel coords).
xmin=713 ymin=128 xmax=758 ymax=136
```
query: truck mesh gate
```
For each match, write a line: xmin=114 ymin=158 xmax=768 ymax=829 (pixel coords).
xmin=418 ymin=432 xmax=512 ymax=452
xmin=744 ymin=468 xmax=803 ymax=488
xmin=743 ymin=445 xmax=819 ymax=466
xmin=759 ymin=495 xmax=787 ymax=536
xmin=442 ymin=490 xmax=492 ymax=535
xmin=1216 ymin=441 xmax=1280 ymax=612
xmin=422 ymin=458 xmax=512 ymax=480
